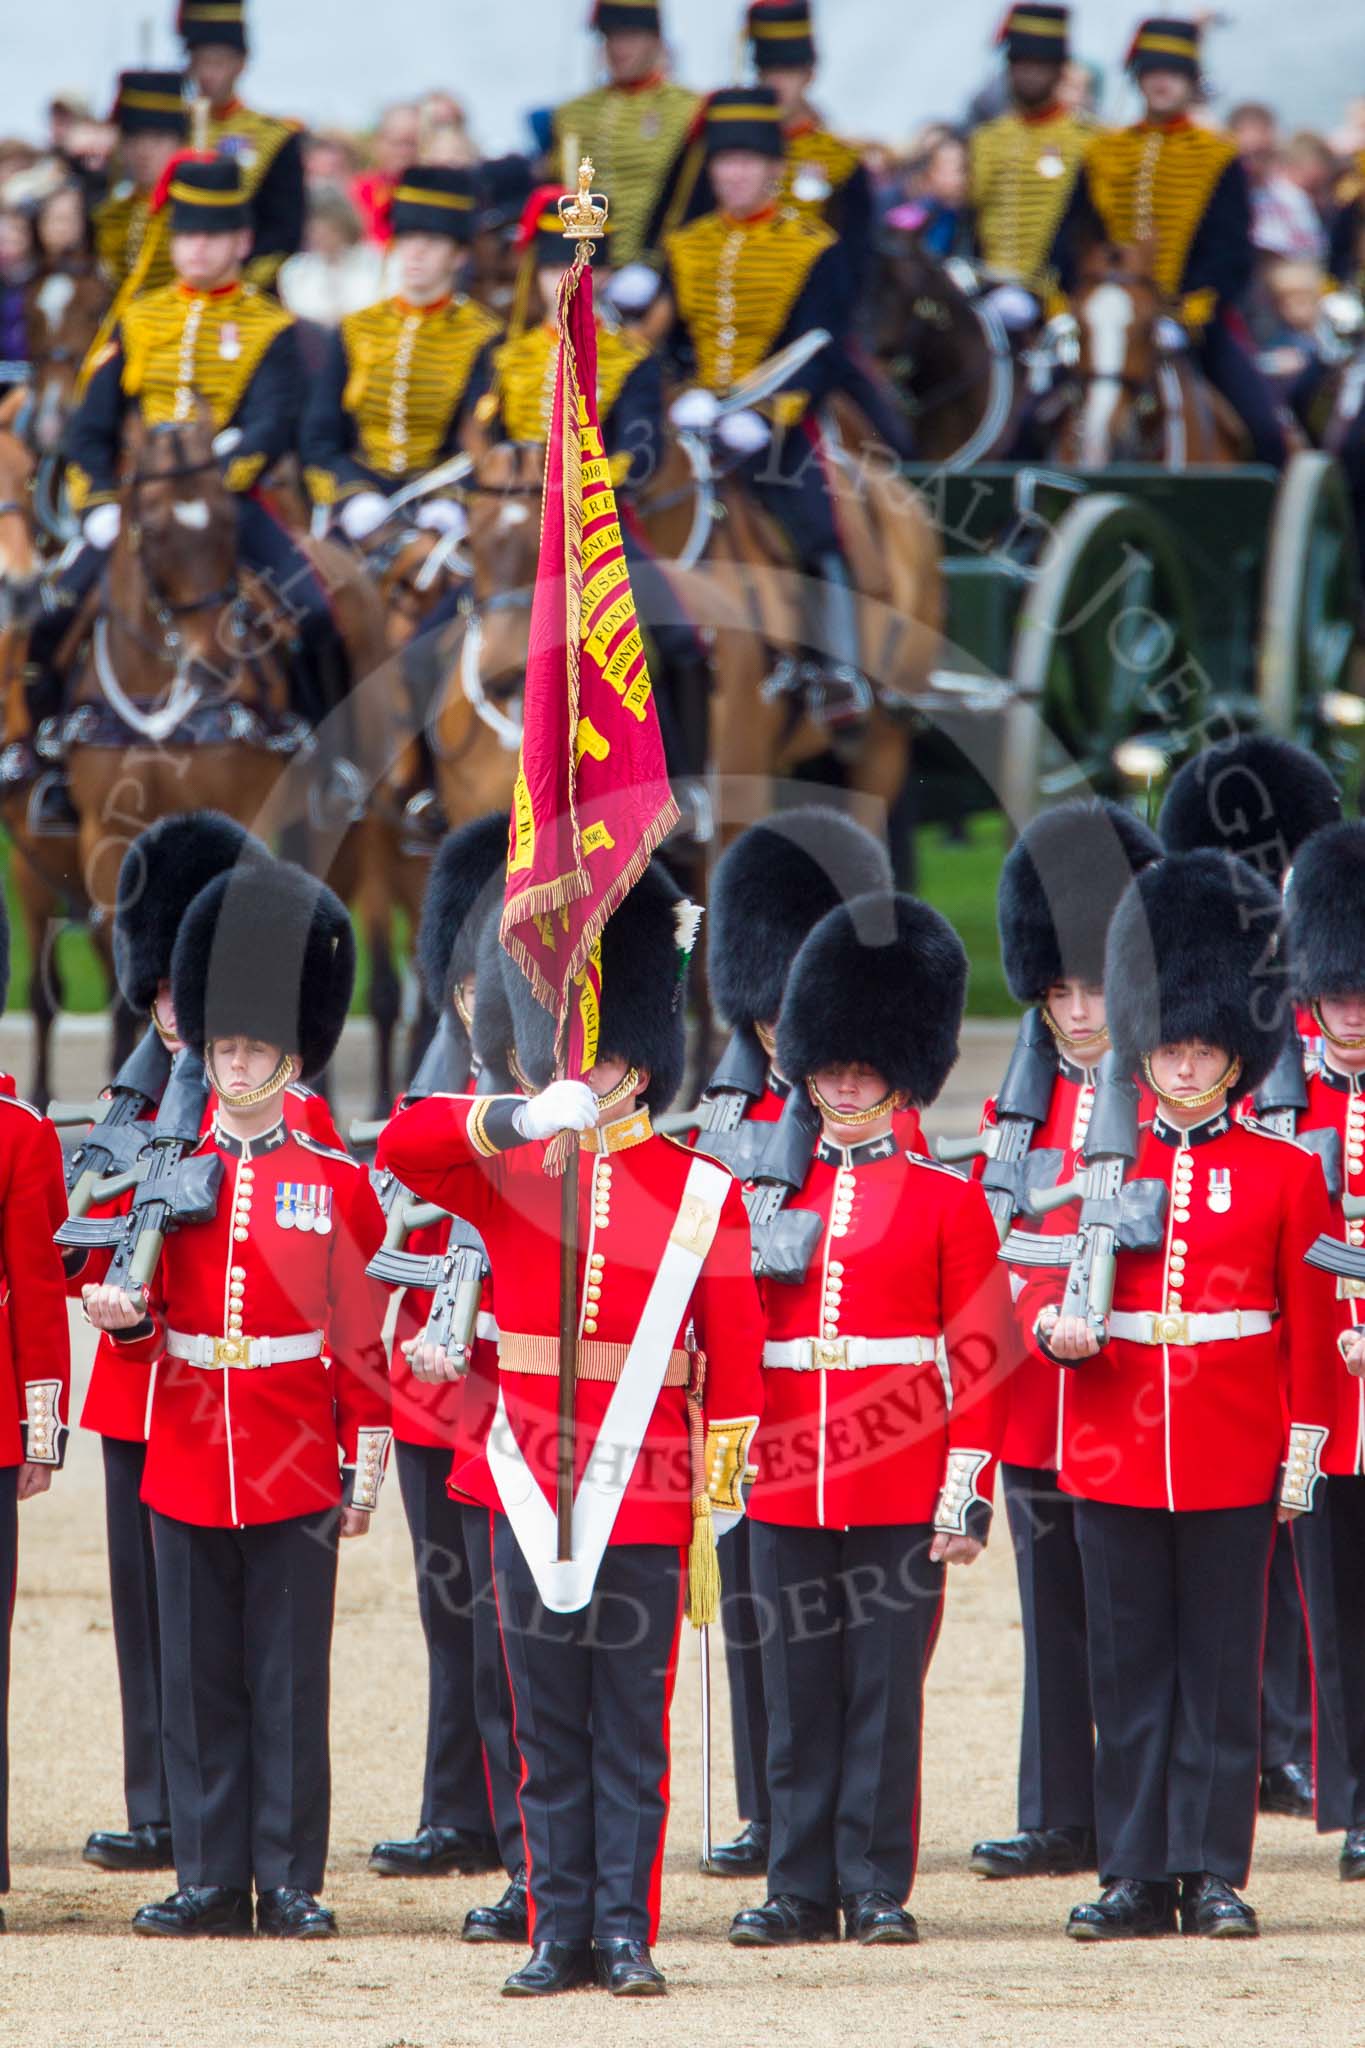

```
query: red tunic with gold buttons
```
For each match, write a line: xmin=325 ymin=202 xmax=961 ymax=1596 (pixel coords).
xmin=110 ymin=1115 xmax=391 ymax=1527
xmin=80 ymin=1082 xmax=345 ymax=1445
xmin=0 ymin=1095 xmax=71 ymax=1471
xmin=981 ymin=1057 xmax=1156 ymax=1472
xmin=1017 ymin=1108 xmax=1342 ymax=1511
xmin=385 ymin=1074 xmax=485 ymax=1453
xmin=1296 ymin=1050 xmax=1365 ymax=1472
xmin=378 ymin=1095 xmax=766 ymax=1548
xmin=749 ymin=1133 xmax=1012 ymax=1531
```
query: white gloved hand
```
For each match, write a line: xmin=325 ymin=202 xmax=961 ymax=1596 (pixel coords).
xmin=716 ymin=407 xmax=771 ymax=456
xmin=1155 ymin=316 xmax=1187 ymax=354
xmin=982 ymin=284 xmax=1041 ymax=333
xmin=339 ymin=490 xmax=390 ymax=541
xmin=513 ymin=1079 xmax=600 ymax=1142
xmin=415 ymin=497 xmax=469 ymax=539
xmin=607 ymin=261 xmax=662 ymax=314
xmin=82 ymin=503 xmax=121 ymax=550
xmin=669 ymin=386 xmax=722 ymax=433
xmin=211 ymin=426 xmax=243 ymax=458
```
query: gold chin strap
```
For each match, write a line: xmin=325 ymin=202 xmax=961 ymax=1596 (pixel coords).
xmin=806 ymin=1079 xmax=907 ymax=1127
xmin=592 ymin=1065 xmax=640 ymax=1113
xmin=208 ymin=1050 xmax=297 ymax=1109
xmin=508 ymin=1050 xmax=534 ymax=1094
xmin=1041 ymin=1007 xmax=1110 ymax=1058
xmin=754 ymin=1021 xmax=778 ymax=1060
xmin=1313 ymin=1001 xmax=1365 ymax=1051
xmin=452 ymin=988 xmax=474 ymax=1034
xmin=1140 ymin=1054 xmax=1242 ymax=1113
xmin=150 ymin=1003 xmax=180 ymax=1049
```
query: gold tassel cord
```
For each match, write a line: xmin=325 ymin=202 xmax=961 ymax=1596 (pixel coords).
xmin=686 ymin=1493 xmax=722 ymax=1628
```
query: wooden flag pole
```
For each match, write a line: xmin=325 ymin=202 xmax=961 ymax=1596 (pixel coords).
xmin=556 ymin=1132 xmax=580 ymax=1561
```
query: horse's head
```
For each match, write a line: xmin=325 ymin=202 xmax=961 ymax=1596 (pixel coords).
xmin=866 ymin=228 xmax=976 ymax=395
xmin=24 ymin=268 xmax=110 ymax=453
xmin=119 ymin=405 xmax=238 ymax=626
xmin=1069 ymin=244 xmax=1166 ymax=466
xmin=461 ymin=439 xmax=542 ymax=686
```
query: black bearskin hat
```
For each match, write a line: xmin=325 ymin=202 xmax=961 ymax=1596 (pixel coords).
xmin=997 ymin=799 xmax=1161 ymax=1003
xmin=500 ymin=863 xmax=697 ymax=1112
xmin=709 ymin=808 xmax=893 ymax=1031
xmin=416 ymin=813 xmax=509 ymax=1013
xmin=1285 ymin=823 xmax=1365 ymax=1000
xmin=1157 ymin=736 xmax=1342 ymax=887
xmin=114 ymin=811 xmax=265 ymax=1012
xmin=472 ymin=917 xmax=554 ymax=1094
xmin=171 ymin=862 xmax=355 ymax=1081
xmin=1104 ymin=849 xmax=1288 ymax=1100
xmin=776 ymin=892 xmax=968 ymax=1107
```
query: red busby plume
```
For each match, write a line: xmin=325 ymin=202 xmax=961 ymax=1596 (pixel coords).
xmin=150 ymin=147 xmax=216 ymax=214
xmin=516 ymin=184 xmax=565 ymax=251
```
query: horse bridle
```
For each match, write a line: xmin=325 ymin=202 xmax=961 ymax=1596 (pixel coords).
xmin=123 ymin=431 xmax=240 ymax=623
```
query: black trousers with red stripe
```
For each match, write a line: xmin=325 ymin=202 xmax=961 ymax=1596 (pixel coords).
xmin=101 ymin=1436 xmax=169 ymax=1832
xmin=1293 ymin=1475 xmax=1365 ymax=1831
xmin=750 ymin=1519 xmax=944 ymax=1907
xmin=460 ymin=1502 xmax=524 ymax=1876
xmin=492 ymin=1519 xmax=683 ymax=1944
xmin=1260 ymin=1517 xmax=1313 ymax=1774
xmin=719 ymin=1516 xmax=770 ymax=1828
xmin=393 ymin=1441 xmax=494 ymax=1840
xmin=1002 ymin=1463 xmax=1095 ymax=1834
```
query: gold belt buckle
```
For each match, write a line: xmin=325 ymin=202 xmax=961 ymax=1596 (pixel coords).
xmin=812 ymin=1337 xmax=848 ymax=1369
xmin=214 ymin=1335 xmax=250 ymax=1369
xmin=1156 ymin=1312 xmax=1189 ymax=1345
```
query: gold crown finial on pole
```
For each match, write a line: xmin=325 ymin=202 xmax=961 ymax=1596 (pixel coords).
xmin=559 ymin=157 xmax=609 ymax=243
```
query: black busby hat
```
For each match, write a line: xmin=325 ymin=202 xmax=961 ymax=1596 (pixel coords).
xmin=167 ymin=154 xmax=249 ymax=233
xmin=709 ymin=808 xmax=893 ymax=1033
xmin=997 ymin=3 xmax=1070 ymax=63
xmin=591 ymin=1 xmax=661 ymax=31
xmin=1284 ymin=823 xmax=1365 ymax=1001
xmin=748 ymin=2 xmax=817 ymax=72
xmin=703 ymin=85 xmax=786 ymax=160
xmin=1104 ymin=849 xmax=1288 ymax=1100
xmin=777 ymin=892 xmax=967 ymax=1107
xmin=1157 ymin=736 xmax=1342 ymax=888
xmin=171 ymin=862 xmax=355 ymax=1080
xmin=998 ymin=799 xmax=1161 ymax=1004
xmin=416 ymin=813 xmax=509 ymax=1076
xmin=1126 ymin=15 xmax=1201 ymax=76
xmin=390 ymin=164 xmax=480 ymax=243
xmin=177 ymin=0 xmax=247 ymax=50
xmin=113 ymin=810 xmax=264 ymax=1013
xmin=500 ymin=863 xmax=698 ymax=1112
xmin=112 ymin=70 xmax=189 ymax=138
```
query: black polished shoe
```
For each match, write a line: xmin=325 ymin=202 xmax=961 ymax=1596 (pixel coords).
xmin=842 ymin=1890 xmax=919 ymax=1945
xmin=704 ymin=1819 xmax=770 ymax=1878
xmin=970 ymin=1826 xmax=1096 ymax=1880
xmin=728 ymin=1894 xmax=840 ymax=1947
xmin=1179 ymin=1873 xmax=1259 ymax=1938
xmin=368 ymin=1824 xmax=502 ymax=1878
xmin=1067 ymin=1878 xmax=1178 ymax=1942
xmin=132 ymin=1886 xmax=254 ymax=1938
xmin=1259 ymin=1762 xmax=1315 ymax=1818
xmin=83 ymin=1822 xmax=175 ymax=1873
xmin=256 ymin=1888 xmax=337 ymax=1939
xmin=593 ymin=1938 xmax=667 ymax=1996
xmin=463 ymin=1867 xmax=529 ymax=1944
xmin=1341 ymin=1830 xmax=1365 ymax=1881
xmin=501 ymin=1940 xmax=595 ymax=1997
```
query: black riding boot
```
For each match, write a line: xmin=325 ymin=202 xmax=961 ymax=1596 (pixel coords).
xmin=807 ymin=553 xmax=873 ymax=736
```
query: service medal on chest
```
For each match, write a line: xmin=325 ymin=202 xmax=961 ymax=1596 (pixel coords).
xmin=313 ymin=1186 xmax=334 ymax=1235
xmin=1207 ymin=1167 xmax=1232 ymax=1214
xmin=793 ymin=167 xmax=831 ymax=203
xmin=275 ymin=1181 xmax=298 ymax=1229
xmin=1036 ymin=152 xmax=1066 ymax=179
xmin=219 ymin=321 xmax=240 ymax=361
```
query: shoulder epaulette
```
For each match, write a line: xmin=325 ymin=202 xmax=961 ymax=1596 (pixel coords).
xmin=1241 ymin=1116 xmax=1311 ymax=1153
xmin=294 ymin=1130 xmax=354 ymax=1166
xmin=905 ymin=1150 xmax=966 ymax=1182
xmin=0 ymin=1092 xmax=44 ymax=1124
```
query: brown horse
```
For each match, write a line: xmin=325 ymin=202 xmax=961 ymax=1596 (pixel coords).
xmin=1049 ymin=245 xmax=1245 ymax=468
xmin=864 ymin=231 xmax=1025 ymax=467
xmin=20 ymin=266 xmax=111 ymax=544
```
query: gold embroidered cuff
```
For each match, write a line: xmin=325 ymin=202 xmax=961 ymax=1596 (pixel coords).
xmin=705 ymin=1417 xmax=758 ymax=1514
xmin=223 ymin=451 xmax=267 ymax=494
xmin=1281 ymin=1423 xmax=1329 ymax=1514
xmin=1180 ymin=287 xmax=1217 ymax=330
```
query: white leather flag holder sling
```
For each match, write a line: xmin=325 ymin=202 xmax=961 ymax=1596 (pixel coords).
xmin=486 ymin=1154 xmax=730 ymax=1613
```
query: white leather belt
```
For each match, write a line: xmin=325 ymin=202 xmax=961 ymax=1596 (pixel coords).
xmin=167 ymin=1329 xmax=325 ymax=1371
xmin=1108 ymin=1309 xmax=1274 ymax=1347
xmin=764 ymin=1335 xmax=940 ymax=1371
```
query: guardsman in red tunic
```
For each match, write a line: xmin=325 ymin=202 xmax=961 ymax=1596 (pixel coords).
xmin=728 ymin=893 xmax=1011 ymax=1949
xmin=1159 ymin=734 xmax=1344 ymax=1820
xmin=696 ymin=807 xmax=898 ymax=1882
xmin=1023 ymin=851 xmax=1341 ymax=1940
xmin=1281 ymin=824 xmax=1365 ymax=1880
xmin=970 ymin=799 xmax=1160 ymax=1882
xmin=78 ymin=813 xmax=342 ymax=1879
xmin=83 ymin=862 xmax=391 ymax=1940
xmin=368 ymin=814 xmax=508 ymax=1884
xmin=0 ymin=896 xmax=71 ymax=1928
xmin=380 ymin=864 xmax=765 ymax=1999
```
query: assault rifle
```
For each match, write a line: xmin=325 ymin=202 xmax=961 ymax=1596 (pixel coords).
xmin=55 ymin=1052 xmax=221 ymax=1300
xmin=367 ymin=1214 xmax=490 ymax=1372
xmin=935 ymin=1007 xmax=1064 ymax=1239
xmin=1252 ymin=1039 xmax=1343 ymax=1201
xmin=52 ymin=1026 xmax=172 ymax=1230
xmin=693 ymin=1025 xmax=771 ymax=1137
xmin=1305 ymin=1193 xmax=1365 ymax=1296
xmin=1000 ymin=1053 xmax=1168 ymax=1350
